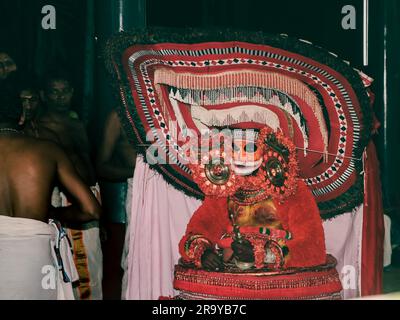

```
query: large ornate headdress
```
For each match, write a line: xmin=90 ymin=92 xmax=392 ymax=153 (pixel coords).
xmin=105 ymin=28 xmax=373 ymax=219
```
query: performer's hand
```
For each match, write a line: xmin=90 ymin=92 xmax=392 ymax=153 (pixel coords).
xmin=201 ymin=249 xmax=224 ymax=271
xmin=231 ymin=239 xmax=255 ymax=263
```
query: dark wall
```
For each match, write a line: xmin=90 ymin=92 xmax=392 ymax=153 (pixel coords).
xmin=147 ymin=0 xmax=364 ymax=67
xmin=0 ymin=0 xmax=87 ymax=113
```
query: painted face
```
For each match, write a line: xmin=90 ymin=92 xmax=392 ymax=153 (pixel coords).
xmin=45 ymin=80 xmax=73 ymax=111
xmin=232 ymin=138 xmax=263 ymax=176
xmin=20 ymin=89 xmax=40 ymax=121
xmin=0 ymin=53 xmax=17 ymax=80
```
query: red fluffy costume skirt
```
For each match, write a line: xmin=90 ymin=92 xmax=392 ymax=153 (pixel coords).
xmin=174 ymin=255 xmax=342 ymax=300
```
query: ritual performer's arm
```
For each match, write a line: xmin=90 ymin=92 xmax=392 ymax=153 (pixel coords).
xmin=96 ymin=110 xmax=134 ymax=182
xmin=179 ymin=197 xmax=230 ymax=268
xmin=279 ymin=180 xmax=326 ymax=268
xmin=52 ymin=144 xmax=101 ymax=223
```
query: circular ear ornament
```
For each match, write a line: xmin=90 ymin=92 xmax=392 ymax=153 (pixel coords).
xmin=205 ymin=158 xmax=231 ymax=186
xmin=260 ymin=129 xmax=299 ymax=201
xmin=188 ymin=131 xmax=240 ymax=197
xmin=265 ymin=157 xmax=286 ymax=187
xmin=189 ymin=159 xmax=238 ymax=198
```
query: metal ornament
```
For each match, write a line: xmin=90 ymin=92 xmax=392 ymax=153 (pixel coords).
xmin=265 ymin=158 xmax=286 ymax=187
xmin=204 ymin=158 xmax=231 ymax=185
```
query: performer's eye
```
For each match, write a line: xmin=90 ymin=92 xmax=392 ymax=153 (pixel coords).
xmin=244 ymin=143 xmax=257 ymax=153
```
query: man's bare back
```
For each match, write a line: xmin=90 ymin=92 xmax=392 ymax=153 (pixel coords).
xmin=0 ymin=132 xmax=100 ymax=223
xmin=39 ymin=112 xmax=97 ymax=186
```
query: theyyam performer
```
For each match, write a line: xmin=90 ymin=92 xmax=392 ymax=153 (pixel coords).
xmin=104 ymin=28 xmax=384 ymax=299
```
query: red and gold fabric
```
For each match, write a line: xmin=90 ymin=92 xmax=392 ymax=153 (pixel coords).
xmin=174 ymin=255 xmax=342 ymax=300
xmin=179 ymin=179 xmax=326 ymax=270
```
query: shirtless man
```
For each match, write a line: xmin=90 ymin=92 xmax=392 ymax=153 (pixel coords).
xmin=0 ymin=123 xmax=100 ymax=223
xmin=0 ymin=99 xmax=101 ymax=299
xmin=19 ymin=86 xmax=60 ymax=143
xmin=39 ymin=76 xmax=96 ymax=186
xmin=96 ymin=109 xmax=136 ymax=182
xmin=39 ymin=76 xmax=102 ymax=299
xmin=96 ymin=109 xmax=136 ymax=299
xmin=0 ymin=106 xmax=100 ymax=222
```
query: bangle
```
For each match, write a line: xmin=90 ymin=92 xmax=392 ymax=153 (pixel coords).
xmin=185 ymin=235 xmax=213 ymax=268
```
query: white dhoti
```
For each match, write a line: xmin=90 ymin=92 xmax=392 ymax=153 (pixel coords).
xmin=51 ymin=184 xmax=103 ymax=300
xmin=0 ymin=216 xmax=78 ymax=300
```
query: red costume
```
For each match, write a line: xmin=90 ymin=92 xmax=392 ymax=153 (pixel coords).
xmin=106 ymin=30 xmax=381 ymax=298
xmin=179 ymin=127 xmax=326 ymax=270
